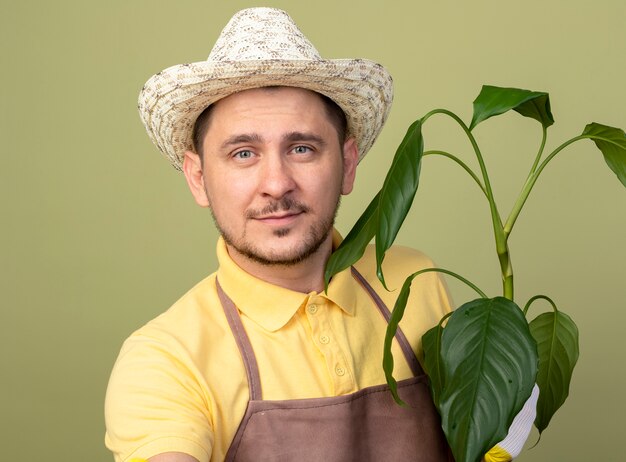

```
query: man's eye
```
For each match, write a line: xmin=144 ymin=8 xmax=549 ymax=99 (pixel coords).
xmin=293 ymin=146 xmax=311 ymax=154
xmin=234 ymin=150 xmax=254 ymax=159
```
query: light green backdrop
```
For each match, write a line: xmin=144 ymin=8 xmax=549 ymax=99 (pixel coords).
xmin=2 ymin=1 xmax=624 ymax=460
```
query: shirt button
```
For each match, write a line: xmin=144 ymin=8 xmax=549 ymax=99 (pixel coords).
xmin=307 ymin=304 xmax=318 ymax=314
xmin=320 ymin=335 xmax=330 ymax=344
xmin=335 ymin=366 xmax=346 ymax=376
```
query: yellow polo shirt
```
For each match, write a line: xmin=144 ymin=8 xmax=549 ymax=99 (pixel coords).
xmin=104 ymin=234 xmax=452 ymax=461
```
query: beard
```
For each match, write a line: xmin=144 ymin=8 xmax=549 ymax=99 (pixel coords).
xmin=209 ymin=194 xmax=341 ymax=267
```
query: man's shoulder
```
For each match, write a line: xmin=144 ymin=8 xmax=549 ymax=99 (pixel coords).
xmin=361 ymin=243 xmax=435 ymax=264
xmin=120 ymin=271 xmax=222 ymax=352
xmin=353 ymin=244 xmax=453 ymax=335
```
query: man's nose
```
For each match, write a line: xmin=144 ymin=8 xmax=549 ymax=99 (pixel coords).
xmin=259 ymin=155 xmax=297 ymax=198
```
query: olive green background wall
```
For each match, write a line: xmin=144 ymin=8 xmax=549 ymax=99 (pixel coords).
xmin=2 ymin=1 xmax=624 ymax=460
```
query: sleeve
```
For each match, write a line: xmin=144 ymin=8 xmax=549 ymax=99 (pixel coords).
xmin=484 ymin=384 xmax=539 ymax=461
xmin=104 ymin=334 xmax=213 ymax=462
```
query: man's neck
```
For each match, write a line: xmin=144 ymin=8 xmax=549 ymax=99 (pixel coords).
xmin=225 ymin=236 xmax=333 ymax=294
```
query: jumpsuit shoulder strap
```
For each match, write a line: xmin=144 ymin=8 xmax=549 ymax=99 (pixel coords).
xmin=350 ymin=267 xmax=425 ymax=377
xmin=216 ymin=277 xmax=263 ymax=401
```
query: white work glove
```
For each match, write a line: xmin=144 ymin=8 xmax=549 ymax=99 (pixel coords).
xmin=484 ymin=384 xmax=539 ymax=461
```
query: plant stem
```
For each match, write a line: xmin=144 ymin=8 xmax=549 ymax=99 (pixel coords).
xmin=535 ymin=135 xmax=588 ymax=177
xmin=530 ymin=126 xmax=548 ymax=174
xmin=504 ymin=135 xmax=586 ymax=236
xmin=422 ymin=109 xmax=512 ymax=300
xmin=501 ymin=135 xmax=589 ymax=300
xmin=523 ymin=294 xmax=558 ymax=316
xmin=410 ymin=267 xmax=488 ymax=299
xmin=423 ymin=150 xmax=488 ymax=198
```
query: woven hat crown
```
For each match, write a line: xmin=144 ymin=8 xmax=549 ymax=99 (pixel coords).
xmin=208 ymin=8 xmax=322 ymax=62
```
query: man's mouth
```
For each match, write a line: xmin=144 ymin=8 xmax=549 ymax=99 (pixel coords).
xmin=247 ymin=198 xmax=310 ymax=223
xmin=254 ymin=211 xmax=304 ymax=224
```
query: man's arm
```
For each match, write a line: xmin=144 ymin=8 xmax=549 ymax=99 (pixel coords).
xmin=105 ymin=333 xmax=213 ymax=461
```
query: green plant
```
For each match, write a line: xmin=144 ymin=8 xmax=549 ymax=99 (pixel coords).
xmin=324 ymin=85 xmax=626 ymax=462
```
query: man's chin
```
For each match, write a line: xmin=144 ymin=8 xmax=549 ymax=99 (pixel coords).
xmin=225 ymin=232 xmax=330 ymax=267
xmin=237 ymin=245 xmax=316 ymax=267
xmin=270 ymin=227 xmax=293 ymax=238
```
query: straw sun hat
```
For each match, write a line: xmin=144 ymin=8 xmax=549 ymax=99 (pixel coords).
xmin=138 ymin=7 xmax=394 ymax=171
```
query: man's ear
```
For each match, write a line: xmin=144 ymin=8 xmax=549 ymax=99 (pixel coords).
xmin=182 ymin=151 xmax=210 ymax=207
xmin=341 ymin=137 xmax=359 ymax=195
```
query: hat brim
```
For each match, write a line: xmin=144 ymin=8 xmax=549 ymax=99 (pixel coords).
xmin=139 ymin=58 xmax=393 ymax=170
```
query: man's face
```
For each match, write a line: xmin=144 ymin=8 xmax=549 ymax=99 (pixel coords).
xmin=183 ymin=87 xmax=358 ymax=267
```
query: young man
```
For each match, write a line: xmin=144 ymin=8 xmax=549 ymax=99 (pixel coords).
xmin=105 ymin=8 xmax=534 ymax=462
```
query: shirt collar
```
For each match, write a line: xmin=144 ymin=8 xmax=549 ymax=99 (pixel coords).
xmin=215 ymin=230 xmax=357 ymax=332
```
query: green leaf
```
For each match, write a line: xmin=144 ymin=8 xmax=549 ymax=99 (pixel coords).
xmin=529 ymin=310 xmax=579 ymax=434
xmin=582 ymin=122 xmax=626 ymax=188
xmin=438 ymin=297 xmax=538 ymax=462
xmin=382 ymin=272 xmax=416 ymax=405
xmin=383 ymin=267 xmax=480 ymax=407
xmin=422 ymin=322 xmax=446 ymax=407
xmin=469 ymin=85 xmax=554 ymax=131
xmin=324 ymin=192 xmax=380 ymax=290
xmin=375 ymin=120 xmax=423 ymax=288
